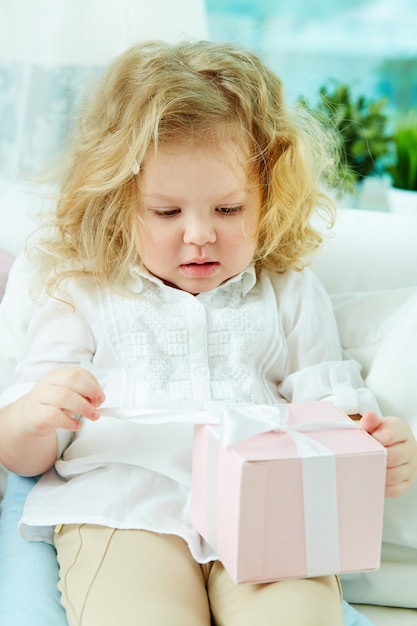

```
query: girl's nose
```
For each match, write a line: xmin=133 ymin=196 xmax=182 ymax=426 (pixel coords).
xmin=183 ymin=217 xmax=216 ymax=246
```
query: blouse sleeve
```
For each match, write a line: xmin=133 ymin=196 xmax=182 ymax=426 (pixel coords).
xmin=269 ymin=268 xmax=380 ymax=416
xmin=0 ymin=280 xmax=97 ymax=454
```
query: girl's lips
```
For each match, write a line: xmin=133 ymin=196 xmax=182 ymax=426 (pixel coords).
xmin=180 ymin=261 xmax=219 ymax=278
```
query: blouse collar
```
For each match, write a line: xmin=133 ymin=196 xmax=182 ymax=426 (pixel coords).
xmin=127 ymin=263 xmax=257 ymax=297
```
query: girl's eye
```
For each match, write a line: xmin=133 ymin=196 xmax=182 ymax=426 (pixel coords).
xmin=216 ymin=205 xmax=243 ymax=216
xmin=152 ymin=208 xmax=181 ymax=217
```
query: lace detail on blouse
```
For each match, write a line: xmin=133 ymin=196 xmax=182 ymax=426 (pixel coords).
xmin=101 ymin=273 xmax=279 ymax=407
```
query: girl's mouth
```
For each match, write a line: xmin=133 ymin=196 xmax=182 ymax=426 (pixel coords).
xmin=180 ymin=261 xmax=219 ymax=278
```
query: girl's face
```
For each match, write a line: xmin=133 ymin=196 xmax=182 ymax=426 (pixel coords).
xmin=137 ymin=138 xmax=261 ymax=294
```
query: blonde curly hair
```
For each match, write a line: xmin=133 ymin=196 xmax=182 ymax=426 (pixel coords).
xmin=36 ymin=39 xmax=339 ymax=294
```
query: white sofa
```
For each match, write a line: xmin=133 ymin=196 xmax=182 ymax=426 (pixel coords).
xmin=1 ymin=182 xmax=417 ymax=625
xmin=311 ymin=208 xmax=417 ymax=625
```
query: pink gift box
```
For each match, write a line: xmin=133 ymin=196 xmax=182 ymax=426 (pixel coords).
xmin=191 ymin=401 xmax=387 ymax=584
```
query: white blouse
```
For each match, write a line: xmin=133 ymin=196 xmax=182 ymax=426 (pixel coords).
xmin=0 ymin=264 xmax=379 ymax=562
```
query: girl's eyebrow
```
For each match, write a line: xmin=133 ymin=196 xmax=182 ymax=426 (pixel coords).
xmin=143 ymin=188 xmax=250 ymax=202
xmin=215 ymin=189 xmax=249 ymax=201
xmin=142 ymin=193 xmax=180 ymax=201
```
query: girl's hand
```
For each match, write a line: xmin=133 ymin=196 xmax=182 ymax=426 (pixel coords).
xmin=17 ymin=366 xmax=105 ymax=438
xmin=360 ymin=411 xmax=417 ymax=498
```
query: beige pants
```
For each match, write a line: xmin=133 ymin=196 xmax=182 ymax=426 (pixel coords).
xmin=54 ymin=525 xmax=343 ymax=626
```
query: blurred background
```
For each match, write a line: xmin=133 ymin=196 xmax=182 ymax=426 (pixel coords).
xmin=0 ymin=0 xmax=416 ymax=209
xmin=207 ymin=0 xmax=417 ymax=111
xmin=0 ymin=0 xmax=208 ymax=181
xmin=207 ymin=0 xmax=417 ymax=210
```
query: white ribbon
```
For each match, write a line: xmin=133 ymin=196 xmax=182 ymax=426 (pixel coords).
xmin=80 ymin=355 xmax=360 ymax=449
xmin=98 ymin=400 xmax=359 ymax=450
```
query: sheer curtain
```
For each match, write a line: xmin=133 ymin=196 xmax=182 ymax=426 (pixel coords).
xmin=0 ymin=0 xmax=208 ymax=183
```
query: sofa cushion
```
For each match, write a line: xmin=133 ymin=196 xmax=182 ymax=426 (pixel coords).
xmin=0 ymin=248 xmax=14 ymax=303
xmin=333 ymin=287 xmax=417 ymax=608
xmin=312 ymin=209 xmax=417 ymax=294
xmin=0 ymin=474 xmax=68 ymax=626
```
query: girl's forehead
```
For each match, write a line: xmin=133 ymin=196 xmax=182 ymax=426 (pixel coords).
xmin=140 ymin=136 xmax=258 ymax=203
xmin=145 ymin=133 xmax=253 ymax=171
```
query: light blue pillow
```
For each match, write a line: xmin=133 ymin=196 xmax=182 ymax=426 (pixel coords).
xmin=344 ymin=602 xmax=375 ymax=626
xmin=0 ymin=472 xmax=373 ymax=626
xmin=0 ymin=473 xmax=68 ymax=626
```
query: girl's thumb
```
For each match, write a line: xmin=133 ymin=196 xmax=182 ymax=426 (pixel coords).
xmin=359 ymin=411 xmax=383 ymax=435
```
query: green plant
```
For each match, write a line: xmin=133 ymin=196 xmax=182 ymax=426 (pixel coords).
xmin=299 ymin=81 xmax=392 ymax=193
xmin=387 ymin=111 xmax=417 ymax=191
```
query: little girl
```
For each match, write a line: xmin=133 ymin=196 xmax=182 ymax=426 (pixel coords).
xmin=0 ymin=40 xmax=416 ymax=626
